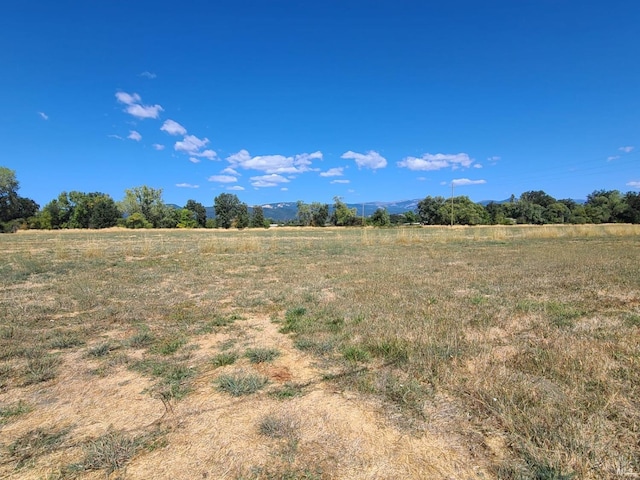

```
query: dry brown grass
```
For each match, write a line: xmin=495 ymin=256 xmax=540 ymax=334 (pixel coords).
xmin=1 ymin=225 xmax=639 ymax=479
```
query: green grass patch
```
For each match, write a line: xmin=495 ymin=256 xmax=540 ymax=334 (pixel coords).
xmin=211 ymin=351 xmax=239 ymax=367
xmin=245 ymin=347 xmax=281 ymax=364
xmin=215 ymin=372 xmax=268 ymax=396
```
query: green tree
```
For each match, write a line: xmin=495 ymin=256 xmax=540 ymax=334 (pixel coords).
xmin=177 ymin=209 xmax=198 ymax=228
xmin=185 ymin=200 xmax=207 ymax=227
xmin=417 ymin=196 xmax=447 ymax=225
xmin=250 ymin=205 xmax=268 ymax=228
xmin=622 ymin=192 xmax=640 ymax=223
xmin=331 ymin=197 xmax=358 ymax=226
xmin=520 ymin=190 xmax=556 ymax=208
xmin=214 ymin=193 xmax=242 ymax=229
xmin=236 ymin=203 xmax=250 ymax=229
xmin=120 ymin=186 xmax=166 ymax=228
xmin=124 ymin=212 xmax=152 ymax=229
xmin=0 ymin=167 xmax=39 ymax=230
xmin=403 ymin=210 xmax=419 ymax=224
xmin=296 ymin=201 xmax=311 ymax=226
xmin=585 ymin=190 xmax=627 ymax=223
xmin=310 ymin=202 xmax=329 ymax=226
xmin=370 ymin=208 xmax=391 ymax=226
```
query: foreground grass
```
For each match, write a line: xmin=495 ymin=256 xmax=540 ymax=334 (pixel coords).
xmin=1 ymin=225 xmax=639 ymax=478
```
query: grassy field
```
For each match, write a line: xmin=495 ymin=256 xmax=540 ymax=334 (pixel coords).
xmin=1 ymin=225 xmax=639 ymax=479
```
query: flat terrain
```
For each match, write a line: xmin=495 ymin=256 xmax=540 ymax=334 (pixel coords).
xmin=1 ymin=225 xmax=639 ymax=479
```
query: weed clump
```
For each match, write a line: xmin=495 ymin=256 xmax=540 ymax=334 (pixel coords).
xmin=215 ymin=372 xmax=268 ymax=396
xmin=245 ymin=347 xmax=280 ymax=364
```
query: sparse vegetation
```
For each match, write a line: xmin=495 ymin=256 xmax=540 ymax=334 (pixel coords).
xmin=215 ymin=372 xmax=269 ymax=396
xmin=1 ymin=226 xmax=639 ymax=479
xmin=245 ymin=347 xmax=281 ymax=363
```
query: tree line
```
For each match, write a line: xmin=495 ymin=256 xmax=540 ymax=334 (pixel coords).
xmin=2 ymin=166 xmax=640 ymax=232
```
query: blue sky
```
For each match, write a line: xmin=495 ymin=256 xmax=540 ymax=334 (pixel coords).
xmin=2 ymin=0 xmax=639 ymax=208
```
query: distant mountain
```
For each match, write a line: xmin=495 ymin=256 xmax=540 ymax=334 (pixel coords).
xmin=201 ymin=200 xmax=422 ymax=222
xmin=189 ymin=197 xmax=586 ymax=223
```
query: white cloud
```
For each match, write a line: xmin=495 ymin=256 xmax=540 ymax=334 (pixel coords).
xmin=228 ymin=185 xmax=245 ymax=191
xmin=626 ymin=181 xmax=640 ymax=189
xmin=341 ymin=150 xmax=387 ymax=169
xmin=152 ymin=143 xmax=165 ymax=151
xmin=115 ymin=91 xmax=163 ymax=119
xmin=398 ymin=153 xmax=473 ymax=171
xmin=619 ymin=146 xmax=635 ymax=153
xmin=226 ymin=149 xmax=322 ymax=174
xmin=473 ymin=164 xmax=483 ymax=168
xmin=126 ymin=103 xmax=163 ymax=119
xmin=108 ymin=134 xmax=123 ymax=140
xmin=331 ymin=179 xmax=350 ymax=184
xmin=222 ymin=167 xmax=240 ymax=175
xmin=250 ymin=174 xmax=290 ymax=188
xmin=127 ymin=130 xmax=142 ymax=141
xmin=176 ymin=183 xmax=199 ymax=188
xmin=139 ymin=71 xmax=157 ymax=79
xmin=115 ymin=92 xmax=141 ymax=105
xmin=38 ymin=111 xmax=48 ymax=120
xmin=281 ymin=187 xmax=288 ymax=191
xmin=208 ymin=175 xmax=237 ymax=183
xmin=320 ymin=167 xmax=344 ymax=177
xmin=174 ymin=135 xmax=217 ymax=159
xmin=607 ymin=155 xmax=620 ymax=162
xmin=161 ymin=119 xmax=187 ymax=136
xmin=451 ymin=178 xmax=486 ymax=186
xmin=189 ymin=157 xmax=201 ymax=164
xmin=487 ymin=156 xmax=501 ymax=162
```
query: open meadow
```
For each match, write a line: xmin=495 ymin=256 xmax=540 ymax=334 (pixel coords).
xmin=1 ymin=225 xmax=639 ymax=479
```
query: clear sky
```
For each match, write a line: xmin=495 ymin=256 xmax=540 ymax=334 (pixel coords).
xmin=2 ymin=0 xmax=639 ymax=208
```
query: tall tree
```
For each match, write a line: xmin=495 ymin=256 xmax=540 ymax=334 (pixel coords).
xmin=417 ymin=196 xmax=447 ymax=225
xmin=185 ymin=199 xmax=207 ymax=227
xmin=120 ymin=186 xmax=166 ymax=228
xmin=296 ymin=201 xmax=312 ymax=226
xmin=331 ymin=197 xmax=358 ymax=226
xmin=250 ymin=205 xmax=268 ymax=228
xmin=0 ymin=167 xmax=39 ymax=230
xmin=370 ymin=208 xmax=391 ymax=226
xmin=214 ymin=193 xmax=242 ymax=229
xmin=310 ymin=202 xmax=329 ymax=226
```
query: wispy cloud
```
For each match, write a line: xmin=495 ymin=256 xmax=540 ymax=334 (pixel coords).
xmin=331 ymin=179 xmax=350 ymax=184
xmin=128 ymin=130 xmax=142 ymax=141
xmin=152 ymin=143 xmax=165 ymax=151
xmin=607 ymin=155 xmax=620 ymax=162
xmin=174 ymin=135 xmax=216 ymax=160
xmin=139 ymin=71 xmax=157 ymax=79
xmin=228 ymin=186 xmax=245 ymax=191
xmin=161 ymin=119 xmax=187 ymax=136
xmin=398 ymin=153 xmax=473 ymax=171
xmin=176 ymin=183 xmax=199 ymax=188
xmin=107 ymin=134 xmax=123 ymax=140
xmin=222 ymin=167 xmax=240 ymax=175
xmin=208 ymin=175 xmax=237 ymax=183
xmin=226 ymin=149 xmax=322 ymax=174
xmin=341 ymin=150 xmax=387 ymax=170
xmin=451 ymin=178 xmax=486 ymax=186
xmin=250 ymin=174 xmax=290 ymax=188
xmin=619 ymin=146 xmax=635 ymax=153
xmin=189 ymin=157 xmax=201 ymax=164
xmin=627 ymin=181 xmax=640 ymax=189
xmin=320 ymin=167 xmax=344 ymax=177
xmin=38 ymin=111 xmax=48 ymax=120
xmin=115 ymin=91 xmax=163 ymax=119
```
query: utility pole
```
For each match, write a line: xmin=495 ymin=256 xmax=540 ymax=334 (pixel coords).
xmin=451 ymin=183 xmax=455 ymax=226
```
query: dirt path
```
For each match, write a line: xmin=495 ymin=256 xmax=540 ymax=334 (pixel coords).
xmin=1 ymin=314 xmax=490 ymax=479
